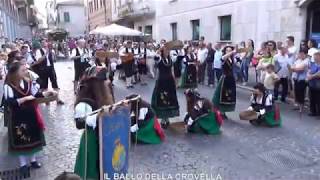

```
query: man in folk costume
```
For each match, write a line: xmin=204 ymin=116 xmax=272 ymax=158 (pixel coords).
xmin=170 ymin=47 xmax=185 ymax=87
xmin=74 ymin=66 xmax=114 ymax=179
xmin=127 ymin=94 xmax=165 ymax=144
xmin=184 ymin=89 xmax=223 ymax=134
xmin=34 ymin=39 xmax=64 ymax=105
xmin=151 ymin=44 xmax=180 ymax=128
xmin=136 ymin=42 xmax=148 ymax=85
xmin=119 ymin=41 xmax=135 ymax=88
xmin=239 ymin=83 xmax=281 ymax=127
xmin=70 ymin=39 xmax=91 ymax=93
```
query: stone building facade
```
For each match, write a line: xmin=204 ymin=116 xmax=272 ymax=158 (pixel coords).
xmin=56 ymin=1 xmax=86 ymax=37
xmin=155 ymin=0 xmax=320 ymax=47
xmin=0 ymin=0 xmax=37 ymax=43
xmin=87 ymin=0 xmax=112 ymax=32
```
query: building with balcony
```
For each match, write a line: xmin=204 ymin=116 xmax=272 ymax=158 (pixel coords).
xmin=46 ymin=0 xmax=57 ymax=30
xmin=56 ymin=0 xmax=86 ymax=37
xmin=155 ymin=0 xmax=320 ymax=47
xmin=0 ymin=0 xmax=37 ymax=43
xmin=112 ymin=0 xmax=156 ymax=39
xmin=87 ymin=0 xmax=112 ymax=32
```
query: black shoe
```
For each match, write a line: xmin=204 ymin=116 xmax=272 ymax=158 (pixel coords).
xmin=308 ymin=113 xmax=317 ymax=117
xmin=30 ymin=161 xmax=42 ymax=169
xmin=161 ymin=119 xmax=170 ymax=129
xmin=19 ymin=165 xmax=30 ymax=177
xmin=249 ymin=120 xmax=260 ymax=126
xmin=57 ymin=100 xmax=65 ymax=105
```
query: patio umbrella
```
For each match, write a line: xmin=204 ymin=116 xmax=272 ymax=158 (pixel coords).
xmin=89 ymin=23 xmax=143 ymax=36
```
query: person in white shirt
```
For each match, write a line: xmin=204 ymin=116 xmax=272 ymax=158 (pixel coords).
xmin=70 ymin=39 xmax=91 ymax=92
xmin=197 ymin=42 xmax=208 ymax=84
xmin=146 ymin=43 xmax=157 ymax=78
xmin=263 ymin=64 xmax=279 ymax=95
xmin=35 ymin=39 xmax=64 ymax=105
xmin=308 ymin=39 xmax=319 ymax=62
xmin=289 ymin=49 xmax=310 ymax=112
xmin=20 ymin=45 xmax=34 ymax=67
xmin=286 ymin=36 xmax=297 ymax=98
xmin=274 ymin=47 xmax=290 ymax=102
xmin=119 ymin=41 xmax=135 ymax=88
xmin=213 ymin=43 xmax=223 ymax=84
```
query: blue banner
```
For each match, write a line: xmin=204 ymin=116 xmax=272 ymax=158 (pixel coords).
xmin=310 ymin=33 xmax=320 ymax=48
xmin=99 ymin=106 xmax=130 ymax=180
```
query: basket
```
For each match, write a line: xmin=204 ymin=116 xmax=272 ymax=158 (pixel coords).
xmin=165 ymin=40 xmax=184 ymax=50
xmin=95 ymin=50 xmax=108 ymax=60
xmin=121 ymin=53 xmax=134 ymax=64
xmin=106 ymin=51 xmax=119 ymax=59
xmin=35 ymin=95 xmax=58 ymax=104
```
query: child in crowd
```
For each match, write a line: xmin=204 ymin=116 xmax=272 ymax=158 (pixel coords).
xmin=263 ymin=64 xmax=279 ymax=95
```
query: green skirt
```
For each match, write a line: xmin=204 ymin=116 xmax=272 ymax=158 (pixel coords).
xmin=188 ymin=111 xmax=221 ymax=135
xmin=212 ymin=76 xmax=236 ymax=113
xmin=179 ymin=68 xmax=197 ymax=88
xmin=263 ymin=110 xmax=282 ymax=127
xmin=133 ymin=118 xmax=162 ymax=144
xmin=74 ymin=129 xmax=99 ymax=179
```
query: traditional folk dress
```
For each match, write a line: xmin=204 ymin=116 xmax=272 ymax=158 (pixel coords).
xmin=184 ymin=97 xmax=222 ymax=134
xmin=137 ymin=48 xmax=148 ymax=76
xmin=74 ymin=98 xmax=99 ymax=179
xmin=212 ymin=58 xmax=236 ymax=113
xmin=151 ymin=56 xmax=179 ymax=119
xmin=180 ymin=53 xmax=198 ymax=88
xmin=248 ymin=93 xmax=281 ymax=127
xmin=129 ymin=99 xmax=165 ymax=144
xmin=171 ymin=49 xmax=184 ymax=78
xmin=72 ymin=47 xmax=91 ymax=81
xmin=119 ymin=47 xmax=135 ymax=86
xmin=4 ymin=80 xmax=46 ymax=156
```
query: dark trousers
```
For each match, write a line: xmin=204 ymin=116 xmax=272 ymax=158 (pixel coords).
xmin=207 ymin=62 xmax=214 ymax=85
xmin=213 ymin=68 xmax=222 ymax=83
xmin=39 ymin=66 xmax=59 ymax=89
xmin=309 ymin=87 xmax=320 ymax=115
xmin=198 ymin=63 xmax=206 ymax=83
xmin=274 ymin=78 xmax=288 ymax=101
xmin=294 ymin=80 xmax=307 ymax=105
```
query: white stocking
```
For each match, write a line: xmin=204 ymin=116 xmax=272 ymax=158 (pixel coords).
xmin=19 ymin=155 xmax=28 ymax=167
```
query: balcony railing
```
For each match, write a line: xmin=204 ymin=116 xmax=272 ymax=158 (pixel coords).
xmin=117 ymin=1 xmax=155 ymax=19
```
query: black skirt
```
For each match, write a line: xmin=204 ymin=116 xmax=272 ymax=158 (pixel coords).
xmin=294 ymin=80 xmax=307 ymax=104
xmin=123 ymin=62 xmax=134 ymax=77
xmin=173 ymin=56 xmax=183 ymax=78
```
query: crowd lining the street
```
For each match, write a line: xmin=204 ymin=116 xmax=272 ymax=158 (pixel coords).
xmin=0 ymin=34 xmax=319 ymax=179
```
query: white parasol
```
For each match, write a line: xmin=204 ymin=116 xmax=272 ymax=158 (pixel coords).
xmin=89 ymin=23 xmax=143 ymax=36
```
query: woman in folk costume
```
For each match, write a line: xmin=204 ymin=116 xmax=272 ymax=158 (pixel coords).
xmin=4 ymin=61 xmax=55 ymax=174
xmin=239 ymin=83 xmax=281 ymax=127
xmin=212 ymin=45 xmax=236 ymax=118
xmin=74 ymin=66 xmax=114 ymax=179
xmin=184 ymin=89 xmax=223 ymax=134
xmin=180 ymin=46 xmax=198 ymax=88
xmin=126 ymin=94 xmax=165 ymax=144
xmin=151 ymin=45 xmax=180 ymax=129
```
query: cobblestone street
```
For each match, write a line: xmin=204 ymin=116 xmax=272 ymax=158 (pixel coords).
xmin=1 ymin=61 xmax=320 ymax=180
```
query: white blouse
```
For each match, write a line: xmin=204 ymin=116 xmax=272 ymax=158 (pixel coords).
xmin=74 ymin=102 xmax=98 ymax=129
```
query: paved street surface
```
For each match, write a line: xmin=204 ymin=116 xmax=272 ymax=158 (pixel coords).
xmin=1 ymin=61 xmax=320 ymax=180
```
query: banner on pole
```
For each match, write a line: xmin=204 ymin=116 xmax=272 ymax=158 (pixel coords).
xmin=99 ymin=106 xmax=130 ymax=180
